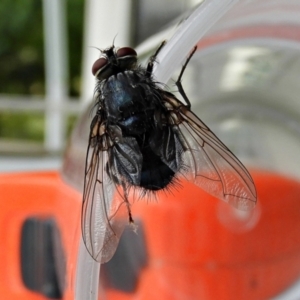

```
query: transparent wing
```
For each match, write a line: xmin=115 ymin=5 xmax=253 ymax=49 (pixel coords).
xmin=165 ymin=96 xmax=257 ymax=210
xmin=82 ymin=141 xmax=127 ymax=263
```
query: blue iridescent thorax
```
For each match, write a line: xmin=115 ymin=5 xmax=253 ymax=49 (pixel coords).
xmin=102 ymin=71 xmax=157 ymax=135
xmin=106 ymin=73 xmax=133 ymax=108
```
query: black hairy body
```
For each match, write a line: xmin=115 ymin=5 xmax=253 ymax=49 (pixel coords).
xmin=82 ymin=43 xmax=257 ymax=263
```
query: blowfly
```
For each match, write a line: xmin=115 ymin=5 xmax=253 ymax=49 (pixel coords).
xmin=82 ymin=42 xmax=257 ymax=263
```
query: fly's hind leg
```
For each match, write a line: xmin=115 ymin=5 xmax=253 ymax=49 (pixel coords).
xmin=121 ymin=182 xmax=139 ymax=232
xmin=175 ymin=46 xmax=197 ymax=109
xmin=120 ymin=180 xmax=134 ymax=224
xmin=146 ymin=40 xmax=166 ymax=76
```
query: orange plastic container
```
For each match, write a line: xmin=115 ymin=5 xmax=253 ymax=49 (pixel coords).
xmin=105 ymin=170 xmax=300 ymax=300
xmin=0 ymin=171 xmax=81 ymax=300
xmin=1 ymin=170 xmax=300 ymax=299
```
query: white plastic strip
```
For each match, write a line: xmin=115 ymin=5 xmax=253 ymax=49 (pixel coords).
xmin=154 ymin=0 xmax=241 ymax=83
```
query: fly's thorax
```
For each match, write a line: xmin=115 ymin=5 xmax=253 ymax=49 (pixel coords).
xmin=100 ymin=70 xmax=161 ymax=136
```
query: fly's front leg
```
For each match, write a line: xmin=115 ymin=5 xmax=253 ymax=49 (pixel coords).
xmin=175 ymin=46 xmax=197 ymax=109
xmin=146 ymin=40 xmax=166 ymax=76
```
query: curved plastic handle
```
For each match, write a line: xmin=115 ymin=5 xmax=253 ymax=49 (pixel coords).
xmin=154 ymin=0 xmax=240 ymax=83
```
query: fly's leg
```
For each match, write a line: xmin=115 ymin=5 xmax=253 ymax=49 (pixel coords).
xmin=121 ymin=182 xmax=138 ymax=232
xmin=175 ymin=46 xmax=197 ymax=109
xmin=146 ymin=40 xmax=166 ymax=76
xmin=121 ymin=180 xmax=134 ymax=224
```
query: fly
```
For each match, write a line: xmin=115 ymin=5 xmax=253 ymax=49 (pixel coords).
xmin=82 ymin=41 xmax=257 ymax=263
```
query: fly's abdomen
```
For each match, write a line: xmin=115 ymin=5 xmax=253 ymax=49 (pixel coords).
xmin=140 ymin=146 xmax=175 ymax=190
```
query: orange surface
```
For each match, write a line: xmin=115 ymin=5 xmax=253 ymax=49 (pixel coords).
xmin=106 ymin=170 xmax=300 ymax=300
xmin=0 ymin=171 xmax=81 ymax=300
xmin=1 ymin=170 xmax=300 ymax=299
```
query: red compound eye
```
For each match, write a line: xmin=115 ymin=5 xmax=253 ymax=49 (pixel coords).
xmin=116 ymin=47 xmax=137 ymax=58
xmin=92 ymin=57 xmax=108 ymax=76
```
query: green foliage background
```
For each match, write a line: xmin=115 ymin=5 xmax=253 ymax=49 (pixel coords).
xmin=0 ymin=0 xmax=84 ymax=142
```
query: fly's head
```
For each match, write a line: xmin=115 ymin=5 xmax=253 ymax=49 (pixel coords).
xmin=92 ymin=46 xmax=138 ymax=81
